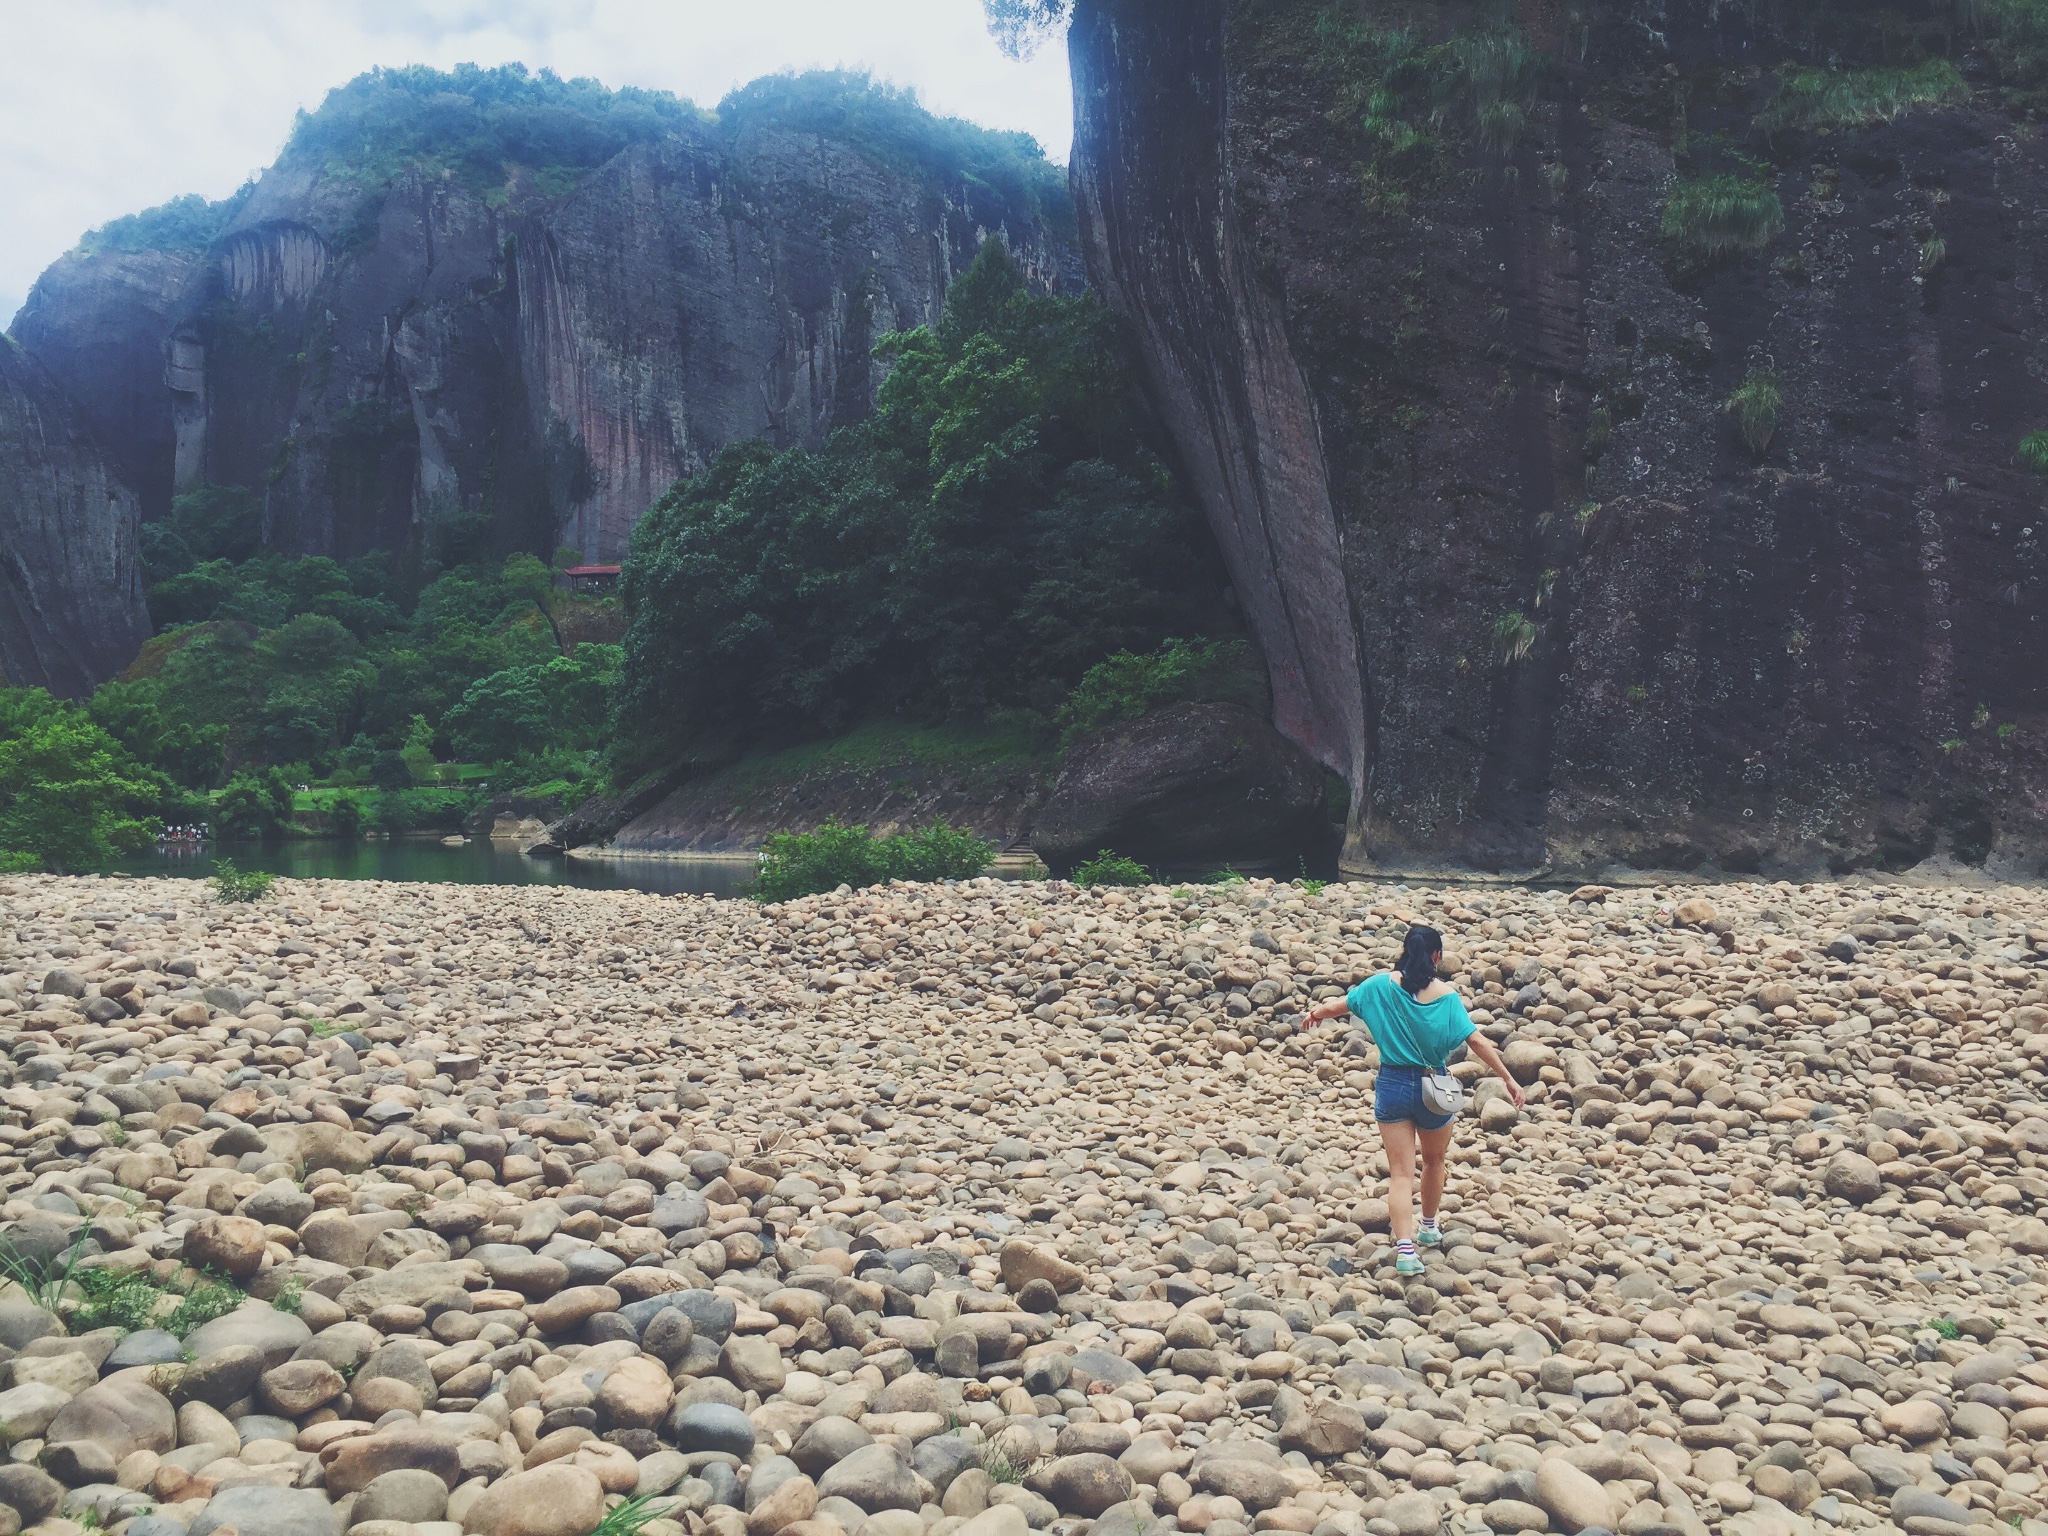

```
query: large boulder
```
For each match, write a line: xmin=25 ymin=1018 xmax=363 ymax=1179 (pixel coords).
xmin=1032 ymin=702 xmax=1329 ymax=875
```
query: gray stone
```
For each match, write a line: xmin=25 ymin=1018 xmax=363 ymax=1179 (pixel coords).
xmin=172 ymin=1346 xmax=265 ymax=1408
xmin=1891 ymin=1488 xmax=1975 ymax=1527
xmin=673 ymin=1290 xmax=737 ymax=1345
xmin=563 ymin=1248 xmax=625 ymax=1287
xmin=236 ymin=1414 xmax=298 ymax=1447
xmin=1383 ymin=1492 xmax=1441 ymax=1536
xmin=1032 ymin=1453 xmax=1134 ymax=1518
xmin=0 ymin=1464 xmax=63 ymax=1523
xmin=0 ymin=1383 xmax=72 ymax=1441
xmin=1850 ymin=1445 xmax=1920 ymax=1497
xmin=353 ymin=1468 xmax=452 ymax=1525
xmin=1067 ymin=1348 xmax=1144 ymax=1391
xmin=910 ymin=1434 xmax=979 ymax=1499
xmin=40 ymin=1440 xmax=118 ymax=1487
xmin=668 ymin=1401 xmax=756 ymax=1458
xmin=180 ymin=1306 xmax=312 ymax=1369
xmin=355 ymin=1340 xmax=438 ymax=1406
xmin=640 ymin=1308 xmax=695 ymax=1366
xmin=239 ymin=1179 xmax=316 ymax=1230
xmin=188 ymin=1485 xmax=342 ymax=1536
xmin=0 ymin=1303 xmax=61 ymax=1352
xmin=793 ymin=1417 xmax=875 ymax=1478
xmin=102 ymin=1331 xmax=183 ymax=1372
xmin=816 ymin=1444 xmax=923 ymax=1513
xmin=44 ymin=1372 xmax=174 ymax=1460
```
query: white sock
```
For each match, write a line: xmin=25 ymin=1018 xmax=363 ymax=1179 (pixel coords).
xmin=1396 ymin=1238 xmax=1417 ymax=1256
xmin=1419 ymin=1215 xmax=1440 ymax=1233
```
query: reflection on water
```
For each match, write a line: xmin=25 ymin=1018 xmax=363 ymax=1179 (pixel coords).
xmin=118 ymin=840 xmax=757 ymax=898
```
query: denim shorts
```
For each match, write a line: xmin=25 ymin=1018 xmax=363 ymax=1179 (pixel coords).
xmin=1375 ymin=1064 xmax=1455 ymax=1130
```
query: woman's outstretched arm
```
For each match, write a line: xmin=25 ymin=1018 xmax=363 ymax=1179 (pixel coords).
xmin=1465 ymin=1032 xmax=1526 ymax=1107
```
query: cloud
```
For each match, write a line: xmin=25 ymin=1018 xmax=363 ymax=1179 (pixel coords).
xmin=0 ymin=0 xmax=1072 ymax=326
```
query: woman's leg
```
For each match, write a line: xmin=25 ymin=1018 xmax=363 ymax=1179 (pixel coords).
xmin=1417 ymin=1122 xmax=1453 ymax=1224
xmin=1380 ymin=1119 xmax=1418 ymax=1242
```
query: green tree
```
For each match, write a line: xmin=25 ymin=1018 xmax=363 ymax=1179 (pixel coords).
xmin=616 ymin=240 xmax=1218 ymax=769
xmin=0 ymin=692 xmax=161 ymax=871
xmin=214 ymin=767 xmax=295 ymax=838
xmin=400 ymin=714 xmax=440 ymax=785
xmin=88 ymin=679 xmax=226 ymax=790
xmin=444 ymin=645 xmax=622 ymax=763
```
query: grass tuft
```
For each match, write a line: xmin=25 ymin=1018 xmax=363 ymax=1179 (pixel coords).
xmin=591 ymin=1495 xmax=670 ymax=1536
xmin=1725 ymin=371 xmax=1785 ymax=456
xmin=2017 ymin=431 xmax=2048 ymax=475
xmin=1760 ymin=60 xmax=1970 ymax=134
xmin=1492 ymin=611 xmax=1537 ymax=664
xmin=1661 ymin=176 xmax=1784 ymax=262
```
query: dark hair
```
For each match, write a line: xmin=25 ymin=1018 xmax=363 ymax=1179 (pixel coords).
xmin=1397 ymin=925 xmax=1444 ymax=996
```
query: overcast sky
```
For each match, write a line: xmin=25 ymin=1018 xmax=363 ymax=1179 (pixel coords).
xmin=0 ymin=0 xmax=1072 ymax=327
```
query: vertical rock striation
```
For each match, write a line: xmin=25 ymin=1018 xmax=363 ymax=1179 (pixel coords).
xmin=0 ymin=337 xmax=149 ymax=696
xmin=1069 ymin=0 xmax=2048 ymax=878
xmin=11 ymin=72 xmax=1080 ymax=567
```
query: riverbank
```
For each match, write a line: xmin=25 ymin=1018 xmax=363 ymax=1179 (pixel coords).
xmin=0 ymin=872 xmax=2045 ymax=1536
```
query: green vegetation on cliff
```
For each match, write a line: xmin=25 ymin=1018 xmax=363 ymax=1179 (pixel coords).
xmin=75 ymin=187 xmax=253 ymax=259
xmin=616 ymin=240 xmax=1222 ymax=774
xmin=1758 ymin=59 xmax=1969 ymax=133
xmin=284 ymin=63 xmax=698 ymax=201
xmin=281 ymin=62 xmax=1067 ymax=231
xmin=35 ymin=495 xmax=628 ymax=840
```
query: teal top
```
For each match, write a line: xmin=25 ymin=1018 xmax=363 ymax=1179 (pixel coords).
xmin=1345 ymin=971 xmax=1476 ymax=1069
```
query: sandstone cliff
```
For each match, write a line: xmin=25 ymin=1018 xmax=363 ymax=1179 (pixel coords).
xmin=11 ymin=69 xmax=1079 ymax=564
xmin=1070 ymin=0 xmax=2048 ymax=879
xmin=0 ymin=337 xmax=150 ymax=696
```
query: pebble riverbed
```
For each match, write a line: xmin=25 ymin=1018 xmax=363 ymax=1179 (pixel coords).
xmin=0 ymin=873 xmax=2043 ymax=1536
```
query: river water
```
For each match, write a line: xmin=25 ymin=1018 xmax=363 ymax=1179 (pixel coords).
xmin=116 ymin=840 xmax=757 ymax=898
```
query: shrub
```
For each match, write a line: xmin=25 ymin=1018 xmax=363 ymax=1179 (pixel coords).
xmin=1492 ymin=611 xmax=1536 ymax=663
xmin=1057 ymin=638 xmax=1255 ymax=744
xmin=374 ymin=789 xmax=472 ymax=834
xmin=1759 ymin=60 xmax=1968 ymax=135
xmin=1661 ymin=176 xmax=1783 ymax=261
xmin=1074 ymin=850 xmax=1152 ymax=888
xmin=1725 ymin=371 xmax=1784 ymax=456
xmin=2018 ymin=431 xmax=2048 ymax=475
xmin=209 ymin=859 xmax=275 ymax=904
xmin=753 ymin=819 xmax=993 ymax=901
xmin=214 ymin=767 xmax=294 ymax=837
xmin=615 ymin=241 xmax=1218 ymax=772
xmin=0 ymin=691 xmax=161 ymax=873
xmin=327 ymin=791 xmax=365 ymax=840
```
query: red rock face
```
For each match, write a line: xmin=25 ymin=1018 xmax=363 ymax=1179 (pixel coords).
xmin=1069 ymin=0 xmax=2048 ymax=879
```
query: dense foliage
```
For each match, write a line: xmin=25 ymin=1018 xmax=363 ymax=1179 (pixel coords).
xmin=752 ymin=820 xmax=994 ymax=902
xmin=75 ymin=187 xmax=252 ymax=258
xmin=1057 ymin=639 xmax=1261 ymax=745
xmin=1073 ymin=850 xmax=1153 ymax=889
xmin=718 ymin=73 xmax=1069 ymax=238
xmin=285 ymin=63 xmax=698 ymax=200
xmin=279 ymin=62 xmax=1066 ymax=233
xmin=0 ymin=692 xmax=164 ymax=873
xmin=617 ymin=241 xmax=1222 ymax=771
xmin=50 ymin=490 xmax=627 ymax=842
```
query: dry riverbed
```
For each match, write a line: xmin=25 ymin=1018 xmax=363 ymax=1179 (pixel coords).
xmin=0 ymin=874 xmax=2043 ymax=1536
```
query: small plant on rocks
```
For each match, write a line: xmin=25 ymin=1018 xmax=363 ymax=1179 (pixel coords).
xmin=1725 ymin=370 xmax=1784 ymax=456
xmin=2018 ymin=430 xmax=2048 ymax=475
xmin=1073 ymin=850 xmax=1151 ymax=888
xmin=207 ymin=859 xmax=275 ymax=904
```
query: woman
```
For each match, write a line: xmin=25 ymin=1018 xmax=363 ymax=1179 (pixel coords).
xmin=1305 ymin=924 xmax=1524 ymax=1275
